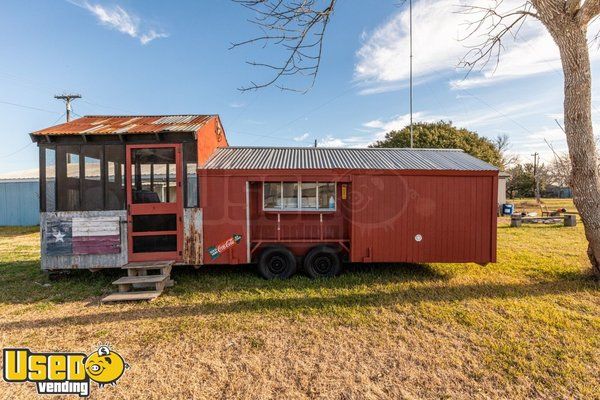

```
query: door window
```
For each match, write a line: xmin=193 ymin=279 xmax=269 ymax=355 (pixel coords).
xmin=130 ymin=148 xmax=177 ymax=204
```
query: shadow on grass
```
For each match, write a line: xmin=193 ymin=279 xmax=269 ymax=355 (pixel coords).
xmin=1 ymin=276 xmax=597 ymax=332
xmin=0 ymin=261 xmax=446 ymax=305
xmin=170 ymin=262 xmax=448 ymax=292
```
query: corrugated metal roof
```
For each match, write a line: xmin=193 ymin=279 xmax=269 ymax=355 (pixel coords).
xmin=32 ymin=115 xmax=215 ymax=136
xmin=0 ymin=167 xmax=40 ymax=180
xmin=203 ymin=147 xmax=498 ymax=171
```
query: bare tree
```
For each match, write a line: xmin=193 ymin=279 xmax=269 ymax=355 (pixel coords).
xmin=231 ymin=0 xmax=336 ymax=92
xmin=459 ymin=0 xmax=600 ymax=277
xmin=234 ymin=0 xmax=600 ymax=277
xmin=546 ymin=139 xmax=572 ymax=188
xmin=494 ymin=133 xmax=519 ymax=169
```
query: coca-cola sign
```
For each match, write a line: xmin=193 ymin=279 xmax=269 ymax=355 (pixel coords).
xmin=208 ymin=234 xmax=242 ymax=260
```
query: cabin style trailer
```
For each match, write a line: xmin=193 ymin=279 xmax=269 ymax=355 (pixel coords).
xmin=30 ymin=115 xmax=498 ymax=299
xmin=200 ymin=147 xmax=498 ymax=279
xmin=30 ymin=115 xmax=227 ymax=276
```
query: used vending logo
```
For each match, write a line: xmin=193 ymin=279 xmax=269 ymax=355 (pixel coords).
xmin=3 ymin=345 xmax=129 ymax=397
xmin=208 ymin=234 xmax=242 ymax=259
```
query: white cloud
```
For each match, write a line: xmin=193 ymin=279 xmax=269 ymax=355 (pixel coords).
xmin=317 ymin=111 xmax=444 ymax=148
xmin=318 ymin=135 xmax=346 ymax=147
xmin=453 ymin=98 xmax=546 ymax=128
xmin=294 ymin=132 xmax=310 ymax=142
xmin=510 ymin=127 xmax=568 ymax=162
xmin=355 ymin=0 xmax=461 ymax=87
xmin=317 ymin=134 xmax=374 ymax=147
xmin=140 ymin=30 xmax=169 ymax=45
xmin=68 ymin=0 xmax=168 ymax=45
xmin=450 ymin=29 xmax=565 ymax=89
xmin=354 ymin=0 xmax=600 ymax=92
xmin=229 ymin=102 xmax=246 ymax=109
xmin=362 ymin=111 xmax=446 ymax=142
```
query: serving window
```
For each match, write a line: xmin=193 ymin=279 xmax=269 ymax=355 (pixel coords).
xmin=263 ymin=182 xmax=336 ymax=211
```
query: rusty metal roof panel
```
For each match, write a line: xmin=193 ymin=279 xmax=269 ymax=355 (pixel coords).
xmin=32 ymin=115 xmax=215 ymax=136
xmin=203 ymin=147 xmax=498 ymax=171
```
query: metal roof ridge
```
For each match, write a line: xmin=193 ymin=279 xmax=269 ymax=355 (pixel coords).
xmin=220 ymin=146 xmax=465 ymax=152
xmin=82 ymin=114 xmax=217 ymax=118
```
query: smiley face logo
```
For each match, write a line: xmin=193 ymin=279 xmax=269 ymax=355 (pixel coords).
xmin=84 ymin=346 xmax=129 ymax=387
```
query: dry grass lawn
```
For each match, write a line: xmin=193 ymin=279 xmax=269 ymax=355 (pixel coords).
xmin=0 ymin=218 xmax=599 ymax=399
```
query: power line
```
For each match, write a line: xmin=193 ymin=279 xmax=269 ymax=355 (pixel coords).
xmin=0 ymin=100 xmax=60 ymax=114
xmin=265 ymin=86 xmax=355 ymax=137
xmin=0 ymin=70 xmax=131 ymax=115
xmin=459 ymin=89 xmax=535 ymax=134
xmin=80 ymin=99 xmax=130 ymax=114
xmin=233 ymin=130 xmax=312 ymax=144
xmin=532 ymin=151 xmax=540 ymax=201
xmin=0 ymin=111 xmax=66 ymax=159
xmin=0 ymin=142 xmax=34 ymax=158
xmin=50 ymin=111 xmax=67 ymax=125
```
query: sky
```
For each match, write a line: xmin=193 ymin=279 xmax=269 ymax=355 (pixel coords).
xmin=1 ymin=0 xmax=600 ymax=174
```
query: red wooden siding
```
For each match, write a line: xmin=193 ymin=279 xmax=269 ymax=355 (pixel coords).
xmin=350 ymin=174 xmax=496 ymax=264
xmin=197 ymin=117 xmax=228 ymax=167
xmin=200 ymin=169 xmax=498 ymax=265
xmin=201 ymin=175 xmax=249 ymax=264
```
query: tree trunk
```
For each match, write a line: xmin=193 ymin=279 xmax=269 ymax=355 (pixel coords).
xmin=553 ymin=23 xmax=600 ymax=277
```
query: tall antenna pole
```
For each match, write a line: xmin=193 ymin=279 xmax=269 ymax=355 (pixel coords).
xmin=409 ymin=0 xmax=414 ymax=148
xmin=54 ymin=94 xmax=81 ymax=122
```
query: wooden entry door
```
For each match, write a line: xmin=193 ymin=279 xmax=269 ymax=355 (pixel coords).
xmin=126 ymin=144 xmax=183 ymax=262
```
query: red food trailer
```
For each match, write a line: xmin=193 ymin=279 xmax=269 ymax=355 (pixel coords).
xmin=31 ymin=115 xmax=498 ymax=300
xmin=200 ymin=146 xmax=498 ymax=279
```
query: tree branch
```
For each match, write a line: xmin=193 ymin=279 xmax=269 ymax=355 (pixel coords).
xmin=457 ymin=1 xmax=540 ymax=76
xmin=577 ymin=0 xmax=600 ymax=25
xmin=566 ymin=0 xmax=581 ymax=16
xmin=231 ymin=0 xmax=337 ymax=92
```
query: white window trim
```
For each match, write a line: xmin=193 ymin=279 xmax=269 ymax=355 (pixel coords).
xmin=263 ymin=181 xmax=336 ymax=212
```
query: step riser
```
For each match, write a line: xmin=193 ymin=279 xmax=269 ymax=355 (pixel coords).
xmin=117 ymin=283 xmax=164 ymax=293
xmin=126 ymin=266 xmax=172 ymax=277
xmin=101 ymin=261 xmax=175 ymax=303
xmin=113 ymin=274 xmax=169 ymax=284
xmin=102 ymin=291 xmax=162 ymax=303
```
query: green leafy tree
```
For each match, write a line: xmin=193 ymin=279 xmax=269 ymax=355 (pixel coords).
xmin=370 ymin=121 xmax=504 ymax=168
xmin=506 ymin=163 xmax=549 ymax=198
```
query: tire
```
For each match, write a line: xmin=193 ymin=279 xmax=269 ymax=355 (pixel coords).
xmin=257 ymin=246 xmax=297 ymax=280
xmin=303 ymin=246 xmax=341 ymax=278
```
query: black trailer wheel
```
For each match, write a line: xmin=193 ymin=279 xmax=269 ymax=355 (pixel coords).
xmin=303 ymin=246 xmax=341 ymax=278
xmin=257 ymin=246 xmax=297 ymax=280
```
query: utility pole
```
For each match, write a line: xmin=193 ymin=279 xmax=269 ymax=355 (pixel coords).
xmin=409 ymin=0 xmax=414 ymax=148
xmin=54 ymin=94 xmax=81 ymax=122
xmin=532 ymin=152 xmax=540 ymax=202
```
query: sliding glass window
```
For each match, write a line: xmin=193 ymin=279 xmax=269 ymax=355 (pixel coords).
xmin=263 ymin=182 xmax=336 ymax=211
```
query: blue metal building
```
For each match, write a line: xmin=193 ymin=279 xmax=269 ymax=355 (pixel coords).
xmin=0 ymin=177 xmax=40 ymax=226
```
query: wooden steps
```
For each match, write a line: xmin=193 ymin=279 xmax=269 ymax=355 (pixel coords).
xmin=101 ymin=291 xmax=162 ymax=303
xmin=122 ymin=260 xmax=173 ymax=276
xmin=101 ymin=260 xmax=175 ymax=303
